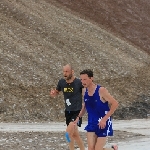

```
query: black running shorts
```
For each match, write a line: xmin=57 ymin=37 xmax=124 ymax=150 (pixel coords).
xmin=65 ymin=110 xmax=82 ymax=127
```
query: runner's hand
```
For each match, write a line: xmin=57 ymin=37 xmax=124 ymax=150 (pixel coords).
xmin=50 ymin=89 xmax=57 ymax=97
xmin=98 ymin=118 xmax=106 ymax=129
xmin=73 ymin=117 xmax=79 ymax=125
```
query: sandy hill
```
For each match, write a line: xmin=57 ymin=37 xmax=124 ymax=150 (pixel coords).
xmin=0 ymin=0 xmax=150 ymax=122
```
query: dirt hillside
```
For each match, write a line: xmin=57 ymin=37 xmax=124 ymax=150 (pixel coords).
xmin=0 ymin=0 xmax=150 ymax=122
xmin=49 ymin=0 xmax=150 ymax=55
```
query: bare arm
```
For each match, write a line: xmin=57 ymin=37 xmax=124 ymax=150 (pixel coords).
xmin=74 ymin=88 xmax=86 ymax=124
xmin=78 ymin=103 xmax=86 ymax=118
xmin=98 ymin=87 xmax=119 ymax=128
xmin=78 ymin=87 xmax=87 ymax=117
xmin=74 ymin=103 xmax=86 ymax=124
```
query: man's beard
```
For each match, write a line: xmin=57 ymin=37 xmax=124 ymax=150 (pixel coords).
xmin=65 ymin=74 xmax=72 ymax=80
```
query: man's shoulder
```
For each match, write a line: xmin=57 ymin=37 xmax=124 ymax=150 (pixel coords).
xmin=74 ymin=77 xmax=81 ymax=82
xmin=99 ymin=86 xmax=107 ymax=95
xmin=74 ymin=78 xmax=82 ymax=84
xmin=58 ymin=78 xmax=66 ymax=84
xmin=59 ymin=78 xmax=65 ymax=81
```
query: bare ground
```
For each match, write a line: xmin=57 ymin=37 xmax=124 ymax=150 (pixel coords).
xmin=49 ymin=0 xmax=150 ymax=55
xmin=0 ymin=130 xmax=145 ymax=150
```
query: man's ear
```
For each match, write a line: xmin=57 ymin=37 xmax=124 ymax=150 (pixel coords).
xmin=72 ymin=70 xmax=74 ymax=74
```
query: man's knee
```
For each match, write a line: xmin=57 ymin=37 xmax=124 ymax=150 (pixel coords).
xmin=87 ymin=146 xmax=95 ymax=150
xmin=66 ymin=122 xmax=76 ymax=135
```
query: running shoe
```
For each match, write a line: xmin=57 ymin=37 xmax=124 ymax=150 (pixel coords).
xmin=112 ymin=144 xmax=118 ymax=150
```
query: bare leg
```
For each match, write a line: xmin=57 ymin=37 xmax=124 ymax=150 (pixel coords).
xmin=66 ymin=122 xmax=85 ymax=150
xmin=65 ymin=122 xmax=75 ymax=150
xmin=87 ymin=132 xmax=97 ymax=150
xmin=66 ymin=122 xmax=75 ymax=139
xmin=72 ymin=126 xmax=85 ymax=150
xmin=69 ymin=137 xmax=75 ymax=150
xmin=95 ymin=137 xmax=115 ymax=150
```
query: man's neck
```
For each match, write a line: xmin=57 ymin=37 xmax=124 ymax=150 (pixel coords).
xmin=66 ymin=76 xmax=75 ymax=83
xmin=87 ymin=83 xmax=96 ymax=91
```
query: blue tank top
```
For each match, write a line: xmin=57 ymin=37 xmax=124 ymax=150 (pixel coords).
xmin=84 ymin=85 xmax=110 ymax=125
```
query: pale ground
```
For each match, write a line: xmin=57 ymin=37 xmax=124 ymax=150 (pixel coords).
xmin=0 ymin=119 xmax=150 ymax=150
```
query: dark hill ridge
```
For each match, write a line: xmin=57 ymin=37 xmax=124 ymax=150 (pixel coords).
xmin=0 ymin=0 xmax=150 ymax=122
xmin=49 ymin=0 xmax=150 ymax=55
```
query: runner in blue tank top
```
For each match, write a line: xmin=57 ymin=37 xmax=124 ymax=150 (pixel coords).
xmin=84 ymin=85 xmax=113 ymax=137
xmin=74 ymin=69 xmax=119 ymax=150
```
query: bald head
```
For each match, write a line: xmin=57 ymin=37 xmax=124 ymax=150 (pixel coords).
xmin=63 ymin=64 xmax=74 ymax=81
xmin=63 ymin=64 xmax=72 ymax=71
